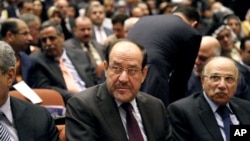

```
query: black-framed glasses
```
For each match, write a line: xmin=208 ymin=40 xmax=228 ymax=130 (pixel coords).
xmin=109 ymin=65 xmax=142 ymax=76
xmin=203 ymin=74 xmax=236 ymax=84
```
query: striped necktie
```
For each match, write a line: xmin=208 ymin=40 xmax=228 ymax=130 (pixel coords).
xmin=0 ymin=112 xmax=11 ymax=141
xmin=217 ymin=105 xmax=232 ymax=141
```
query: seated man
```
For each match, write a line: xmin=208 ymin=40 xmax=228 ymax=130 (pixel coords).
xmin=168 ymin=56 xmax=250 ymax=141
xmin=186 ymin=36 xmax=250 ymax=100
xmin=31 ymin=21 xmax=98 ymax=103
xmin=66 ymin=39 xmax=171 ymax=141
xmin=1 ymin=18 xmax=38 ymax=89
xmin=0 ymin=41 xmax=60 ymax=141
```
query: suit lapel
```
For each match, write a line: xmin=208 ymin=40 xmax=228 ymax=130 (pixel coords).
xmin=230 ymin=99 xmax=250 ymax=125
xmin=65 ymin=48 xmax=93 ymax=86
xmin=72 ymin=38 xmax=82 ymax=50
xmin=10 ymin=97 xmax=34 ymax=141
xmin=97 ymin=83 xmax=128 ymax=141
xmin=43 ymin=53 xmax=65 ymax=86
xmin=198 ymin=94 xmax=224 ymax=141
xmin=136 ymin=94 xmax=155 ymax=141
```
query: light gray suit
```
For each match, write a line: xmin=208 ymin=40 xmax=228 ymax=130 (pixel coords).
xmin=63 ymin=37 xmax=105 ymax=61
xmin=66 ymin=82 xmax=171 ymax=141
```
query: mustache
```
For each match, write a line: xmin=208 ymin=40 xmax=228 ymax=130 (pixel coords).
xmin=43 ymin=46 xmax=55 ymax=50
xmin=115 ymin=83 xmax=130 ymax=89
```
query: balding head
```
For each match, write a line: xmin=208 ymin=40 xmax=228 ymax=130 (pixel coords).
xmin=194 ymin=36 xmax=221 ymax=76
xmin=201 ymin=56 xmax=239 ymax=105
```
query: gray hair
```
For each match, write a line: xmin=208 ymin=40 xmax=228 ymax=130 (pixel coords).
xmin=40 ymin=20 xmax=63 ymax=35
xmin=212 ymin=25 xmax=237 ymax=42
xmin=19 ymin=13 xmax=40 ymax=26
xmin=0 ymin=41 xmax=16 ymax=73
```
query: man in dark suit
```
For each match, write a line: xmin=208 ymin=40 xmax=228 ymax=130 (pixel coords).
xmin=66 ymin=39 xmax=171 ymax=141
xmin=63 ymin=16 xmax=105 ymax=78
xmin=127 ymin=8 xmax=202 ymax=106
xmin=31 ymin=21 xmax=98 ymax=103
xmin=168 ymin=56 xmax=250 ymax=141
xmin=0 ymin=41 xmax=60 ymax=141
xmin=1 ymin=18 xmax=38 ymax=89
xmin=186 ymin=36 xmax=250 ymax=100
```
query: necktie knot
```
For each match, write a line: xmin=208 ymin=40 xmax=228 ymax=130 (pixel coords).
xmin=121 ymin=103 xmax=133 ymax=113
xmin=217 ymin=105 xmax=231 ymax=119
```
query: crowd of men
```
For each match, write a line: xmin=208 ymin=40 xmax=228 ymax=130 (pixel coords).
xmin=0 ymin=0 xmax=250 ymax=141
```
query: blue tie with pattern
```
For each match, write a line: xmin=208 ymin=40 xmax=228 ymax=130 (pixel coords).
xmin=217 ymin=106 xmax=232 ymax=141
xmin=0 ymin=112 xmax=11 ymax=141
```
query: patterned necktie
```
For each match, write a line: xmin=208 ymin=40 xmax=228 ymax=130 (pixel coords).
xmin=57 ymin=58 xmax=80 ymax=93
xmin=217 ymin=105 xmax=232 ymax=141
xmin=121 ymin=103 xmax=144 ymax=141
xmin=0 ymin=112 xmax=11 ymax=141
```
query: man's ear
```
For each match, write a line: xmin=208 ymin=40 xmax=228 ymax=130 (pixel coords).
xmin=6 ymin=31 xmax=14 ymax=42
xmin=7 ymin=67 xmax=16 ymax=86
xmin=191 ymin=20 xmax=198 ymax=28
xmin=141 ymin=66 xmax=148 ymax=83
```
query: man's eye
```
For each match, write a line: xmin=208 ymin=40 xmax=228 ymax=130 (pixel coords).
xmin=210 ymin=75 xmax=220 ymax=81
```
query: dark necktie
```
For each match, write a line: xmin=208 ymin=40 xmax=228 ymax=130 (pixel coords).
xmin=0 ymin=112 xmax=11 ymax=141
xmin=84 ymin=43 xmax=97 ymax=68
xmin=217 ymin=105 xmax=232 ymax=141
xmin=121 ymin=103 xmax=144 ymax=141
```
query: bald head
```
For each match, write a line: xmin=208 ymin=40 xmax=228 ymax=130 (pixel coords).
xmin=201 ymin=56 xmax=239 ymax=105
xmin=194 ymin=36 xmax=221 ymax=75
xmin=201 ymin=36 xmax=221 ymax=56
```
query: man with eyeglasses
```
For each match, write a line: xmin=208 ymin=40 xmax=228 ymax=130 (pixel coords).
xmin=186 ymin=36 xmax=250 ymax=101
xmin=0 ymin=18 xmax=38 ymax=89
xmin=168 ymin=56 xmax=250 ymax=141
xmin=66 ymin=39 xmax=172 ymax=141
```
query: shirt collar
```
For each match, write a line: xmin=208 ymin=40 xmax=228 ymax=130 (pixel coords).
xmin=0 ymin=96 xmax=13 ymax=124
xmin=203 ymin=91 xmax=233 ymax=113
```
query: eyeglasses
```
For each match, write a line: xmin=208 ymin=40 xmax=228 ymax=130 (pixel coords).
xmin=16 ymin=31 xmax=30 ymax=36
xmin=40 ymin=36 xmax=57 ymax=43
xmin=109 ymin=65 xmax=141 ymax=76
xmin=203 ymin=74 xmax=237 ymax=84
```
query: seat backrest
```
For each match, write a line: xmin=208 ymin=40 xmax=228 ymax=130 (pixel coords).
xmin=9 ymin=89 xmax=65 ymax=107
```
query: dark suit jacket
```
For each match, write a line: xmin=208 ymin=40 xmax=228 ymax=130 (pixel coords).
xmin=167 ymin=93 xmax=250 ymax=141
xmin=66 ymin=82 xmax=171 ymax=141
xmin=127 ymin=15 xmax=202 ymax=106
xmin=11 ymin=52 xmax=38 ymax=90
xmin=30 ymin=48 xmax=98 ymax=102
xmin=63 ymin=37 xmax=105 ymax=60
xmin=6 ymin=4 xmax=18 ymax=18
xmin=10 ymin=96 xmax=60 ymax=141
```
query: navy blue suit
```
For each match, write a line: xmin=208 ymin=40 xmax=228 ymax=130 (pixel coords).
xmin=127 ymin=15 xmax=202 ymax=106
xmin=11 ymin=52 xmax=38 ymax=89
